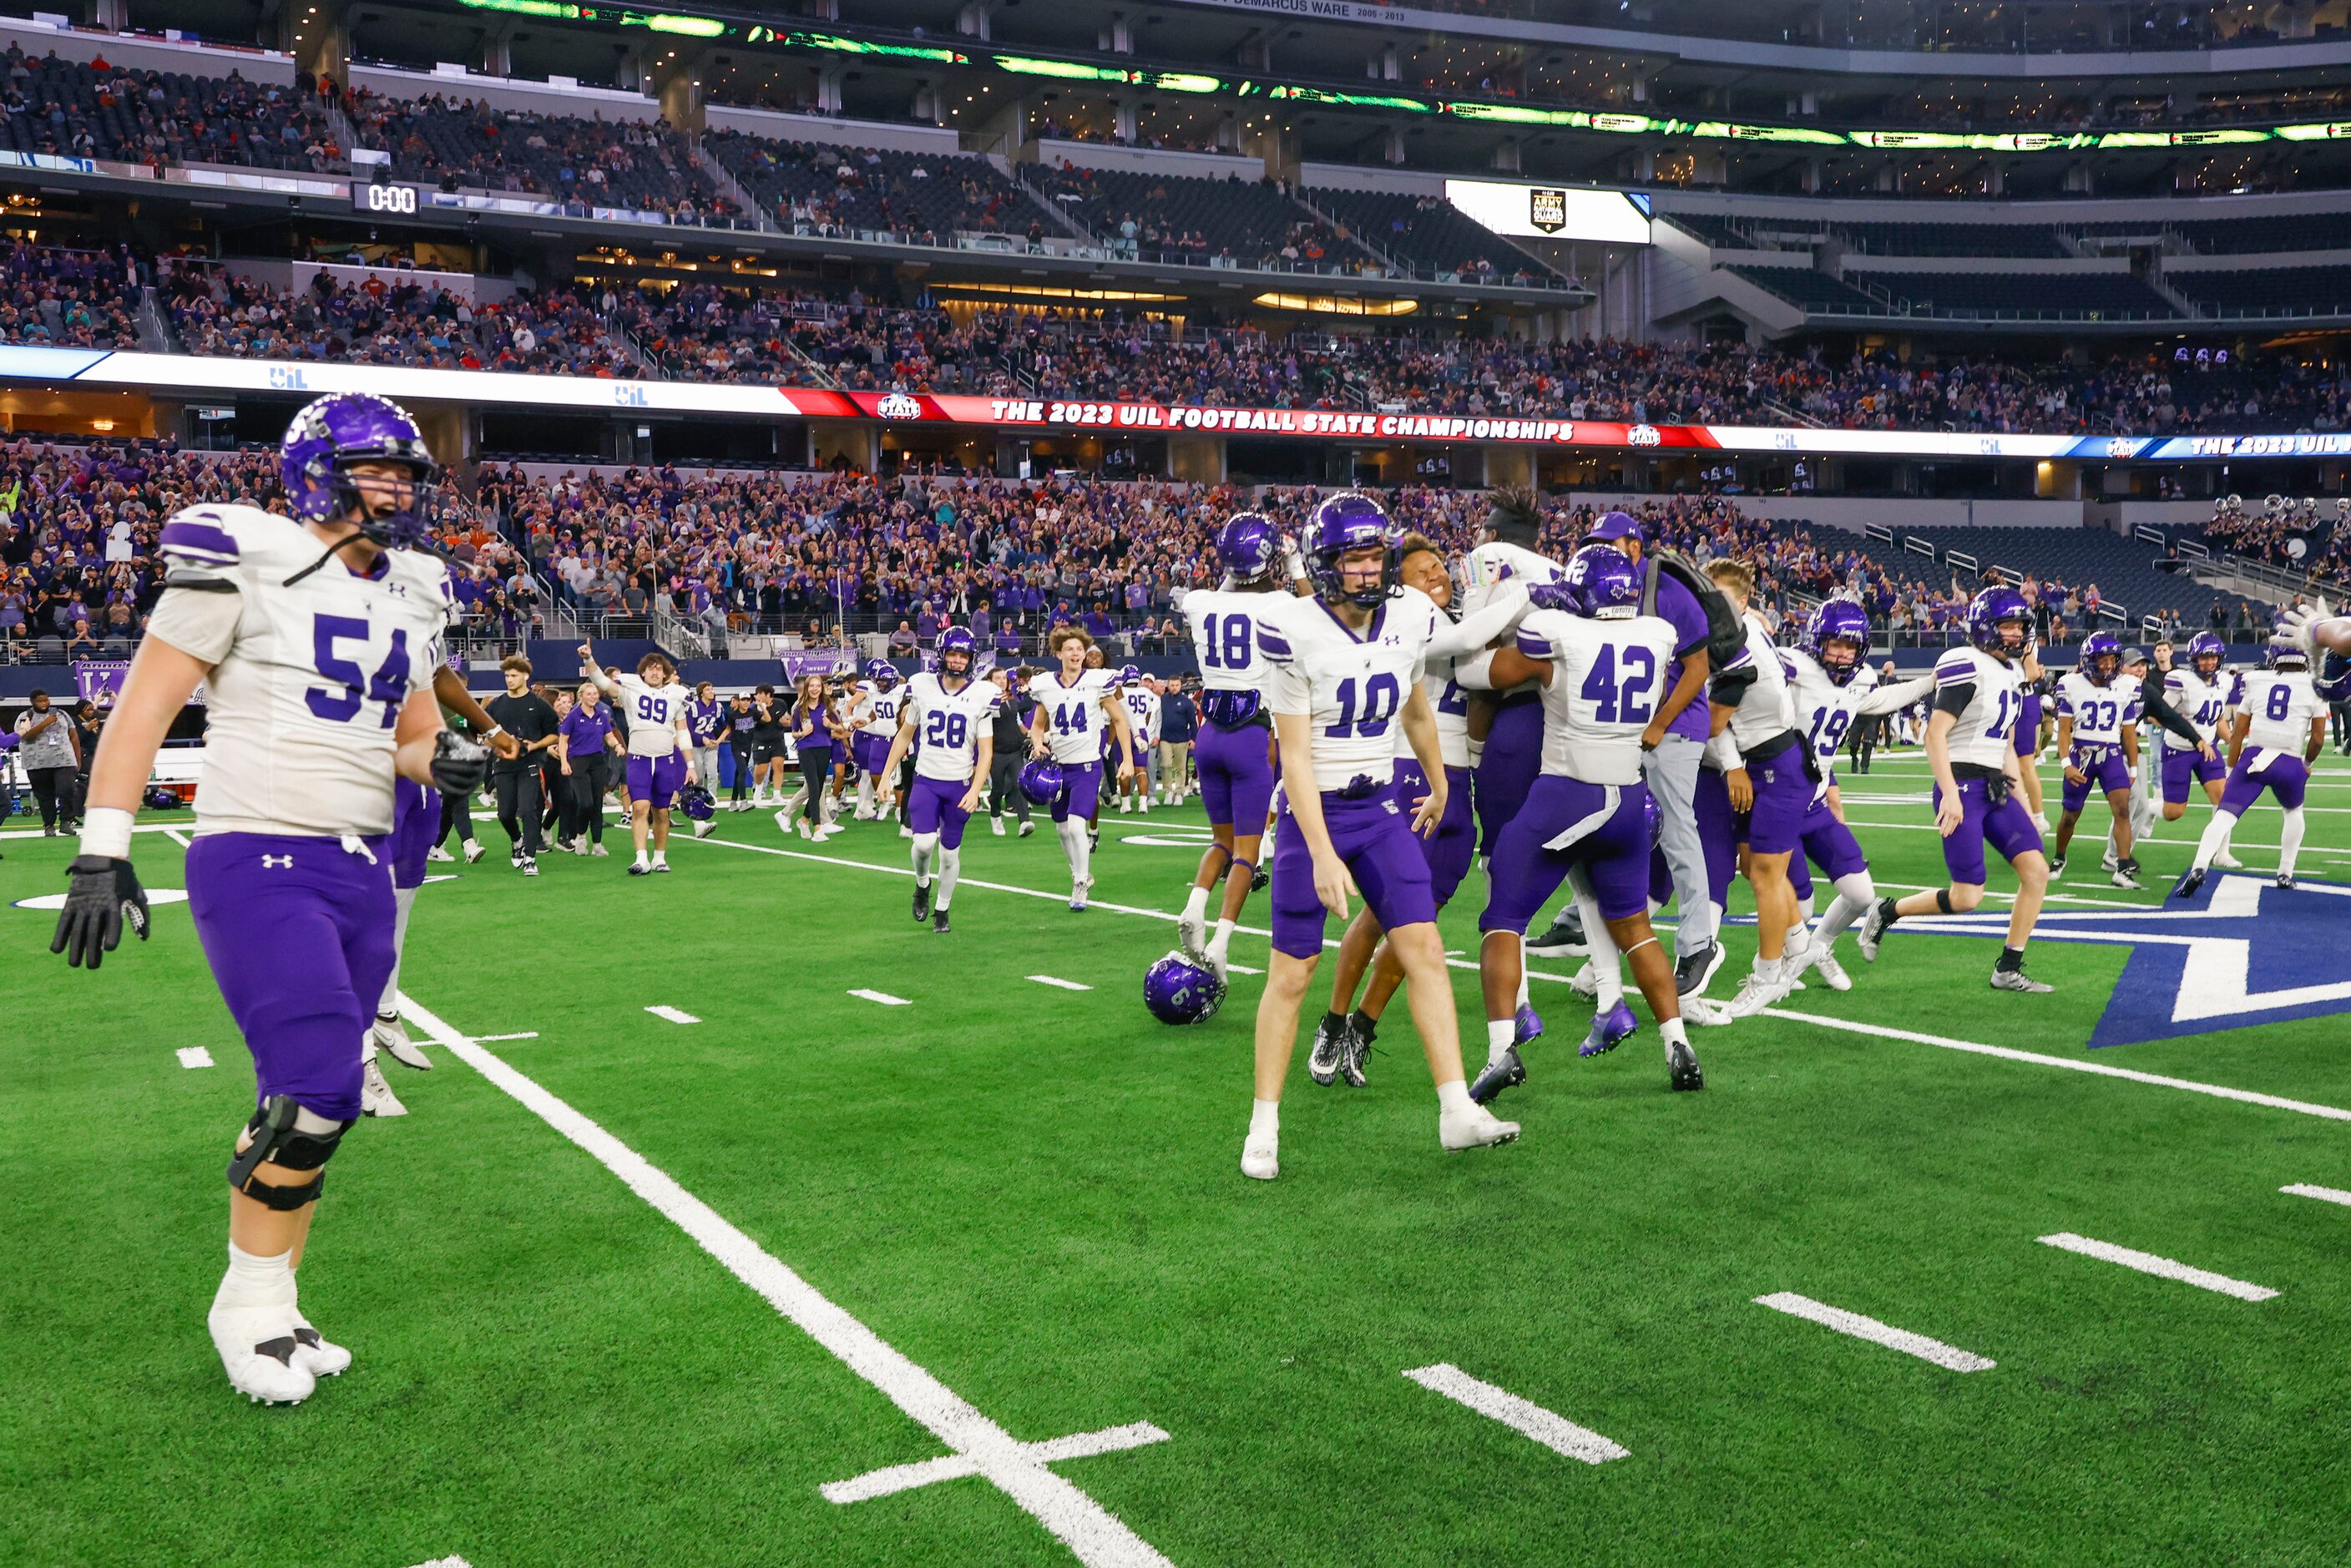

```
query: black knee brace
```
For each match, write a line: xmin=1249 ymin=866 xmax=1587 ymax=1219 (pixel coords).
xmin=1935 ymin=888 xmax=1957 ymax=914
xmin=226 ymin=1095 xmax=350 ymax=1211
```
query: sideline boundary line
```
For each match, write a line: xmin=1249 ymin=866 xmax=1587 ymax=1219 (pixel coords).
xmin=396 ymin=996 xmax=1175 ymax=1568
xmin=680 ymin=832 xmax=2351 ymax=1126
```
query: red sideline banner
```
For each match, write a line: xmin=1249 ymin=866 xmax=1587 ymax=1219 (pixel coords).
xmin=789 ymin=389 xmax=1720 ymax=448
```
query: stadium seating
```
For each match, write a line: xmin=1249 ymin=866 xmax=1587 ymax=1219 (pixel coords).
xmin=1304 ymin=187 xmax=1560 ymax=282
xmin=1858 ymin=271 xmax=2181 ymax=319
xmin=2164 ymin=213 xmax=2351 ymax=255
xmin=1729 ymin=266 xmax=1892 ymax=312
xmin=705 ymin=133 xmax=1040 ymax=241
xmin=0 ymin=48 xmax=340 ymax=169
xmin=1022 ymin=163 xmax=1380 ymax=272
xmin=1830 ymin=222 xmax=2070 ymax=259
xmin=2170 ymin=265 xmax=2351 ymax=317
xmin=0 ymin=242 xmax=145 ymax=349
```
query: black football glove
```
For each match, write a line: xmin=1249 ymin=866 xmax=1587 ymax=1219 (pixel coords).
xmin=52 ymin=855 xmax=149 ymax=970
xmin=431 ymin=729 xmax=492 ymax=795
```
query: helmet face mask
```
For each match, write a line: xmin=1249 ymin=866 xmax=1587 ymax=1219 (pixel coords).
xmin=2187 ymin=631 xmax=2225 ymax=679
xmin=938 ymin=626 xmax=976 ymax=680
xmin=2080 ymin=630 xmax=2122 ymax=685
xmin=281 ymin=392 xmax=442 ymax=551
xmin=1307 ymin=493 xmax=1398 ymax=609
xmin=1802 ymin=599 xmax=1872 ymax=686
xmin=1966 ymin=586 xmax=2033 ymax=660
xmin=1143 ymin=950 xmax=1226 ymax=1025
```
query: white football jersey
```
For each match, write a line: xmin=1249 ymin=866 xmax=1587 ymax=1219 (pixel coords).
xmin=1783 ymin=651 xmax=1931 ymax=792
xmin=1261 ymin=586 xmax=1443 ymax=793
xmin=1028 ymin=667 xmax=1120 ymax=764
xmin=1184 ymin=587 xmax=1281 ymax=694
xmin=1930 ymin=646 xmax=2027 ymax=770
xmin=2160 ymin=668 xmax=2226 ymax=750
xmin=1120 ymin=685 xmax=1161 ymax=745
xmin=146 ymin=503 xmax=448 ymax=839
xmin=1709 ymin=612 xmax=1799 ymax=757
xmin=2055 ymin=670 xmax=2134 ymax=748
xmin=2232 ymin=669 xmax=2324 ymax=755
xmin=1454 ymin=542 xmax=1561 ymax=693
xmin=903 ymin=671 xmax=1000 ymax=782
xmin=857 ymin=680 xmax=905 ymax=739
xmin=1511 ymin=608 xmax=1676 ymax=787
xmin=614 ymin=675 xmax=688 ymax=757
xmin=1393 ymin=585 xmax=1534 ymax=770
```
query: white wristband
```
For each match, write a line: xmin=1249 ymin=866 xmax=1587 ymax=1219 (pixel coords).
xmin=80 ymin=806 xmax=134 ymax=861
xmin=480 ymin=724 xmax=506 ymax=740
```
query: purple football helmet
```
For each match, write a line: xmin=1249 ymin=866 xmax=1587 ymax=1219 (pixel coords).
xmin=281 ymin=392 xmax=441 ymax=549
xmin=1967 ymin=586 xmax=2032 ymax=660
xmin=2079 ymin=630 xmax=2122 ymax=685
xmin=678 ymin=782 xmax=715 ymax=822
xmin=1118 ymin=664 xmax=1142 ymax=686
xmin=2263 ymin=631 xmax=2309 ymax=671
xmin=2186 ymin=630 xmax=2226 ymax=678
xmin=937 ymin=626 xmax=977 ymax=677
xmin=1560 ymin=544 xmax=1642 ymax=620
xmin=1802 ymin=599 xmax=1872 ymax=685
xmin=1019 ymin=757 xmax=1067 ymax=806
xmin=1216 ymin=512 xmax=1281 ymax=583
xmin=1306 ymin=492 xmax=1398 ymax=609
xmin=144 ymin=783 xmax=178 ymax=812
xmin=1144 ymin=950 xmax=1226 ymax=1025
xmin=865 ymin=658 xmax=898 ymax=687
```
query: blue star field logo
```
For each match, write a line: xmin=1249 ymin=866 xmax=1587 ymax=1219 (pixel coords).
xmin=1904 ymin=873 xmax=2351 ymax=1048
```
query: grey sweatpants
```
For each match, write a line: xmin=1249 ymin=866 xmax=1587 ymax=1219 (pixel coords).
xmin=1643 ymin=731 xmax=1715 ymax=959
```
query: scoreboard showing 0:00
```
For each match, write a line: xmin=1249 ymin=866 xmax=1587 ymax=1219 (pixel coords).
xmin=353 ymin=182 xmax=419 ymax=215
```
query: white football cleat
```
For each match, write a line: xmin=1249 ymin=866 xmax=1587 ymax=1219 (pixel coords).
xmin=1567 ymin=960 xmax=1601 ymax=998
xmin=1241 ymin=1130 xmax=1279 ymax=1181
xmin=1807 ymin=946 xmax=1854 ymax=993
xmin=361 ymin=1056 xmax=407 ymax=1118
xmin=2214 ymin=849 xmax=2242 ymax=869
xmin=462 ymin=840 xmax=485 ymax=864
xmin=1723 ymin=966 xmax=1790 ymax=1019
xmin=990 ymin=815 xmax=1006 ymax=837
xmin=589 ymin=843 xmax=609 ymax=857
xmin=2101 ymin=846 xmax=2120 ymax=873
xmin=372 ymin=1014 xmax=431 ymax=1071
xmin=1439 ymin=1103 xmax=1521 ymax=1152
xmin=693 ymin=819 xmax=715 ymax=838
xmin=425 ymin=844 xmax=455 ymax=862
xmin=1681 ymin=994 xmax=1736 ymax=1027
xmin=289 ymin=1313 xmax=352 ymax=1378
xmin=209 ymin=1303 xmax=316 ymax=1405
xmin=1069 ymin=874 xmax=1093 ymax=913
xmin=1176 ymin=907 xmax=1207 ymax=963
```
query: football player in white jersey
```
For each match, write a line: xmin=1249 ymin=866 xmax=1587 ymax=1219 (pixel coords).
xmin=1243 ymin=493 xmax=1520 ymax=1180
xmin=1860 ymin=587 xmax=2053 ymax=992
xmin=579 ymin=641 xmax=694 ymax=875
xmin=1778 ymin=599 xmax=1930 ymax=989
xmin=881 ymin=627 xmax=999 ymax=933
xmin=49 ymin=392 xmax=492 ymax=1405
xmin=2151 ymin=632 xmax=2242 ymax=869
xmin=2173 ymin=632 xmax=2330 ymax=896
xmin=1468 ymin=542 xmax=1704 ymax=1101
xmin=850 ymin=660 xmax=906 ymax=821
xmin=1025 ymin=626 xmax=1134 ymax=911
xmin=1115 ymin=667 xmax=1160 ymax=813
xmin=1310 ymin=533 xmax=1530 ymax=1088
xmin=1177 ymin=513 xmax=1290 ymax=974
xmin=2048 ymin=630 xmax=2143 ymax=888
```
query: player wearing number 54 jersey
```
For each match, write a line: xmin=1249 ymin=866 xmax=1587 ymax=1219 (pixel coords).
xmin=1861 ymin=586 xmax=2053 ymax=992
xmin=1241 ymin=493 xmax=1520 ymax=1181
xmin=883 ymin=627 xmax=999 ymax=933
xmin=46 ymin=392 xmax=493 ymax=1406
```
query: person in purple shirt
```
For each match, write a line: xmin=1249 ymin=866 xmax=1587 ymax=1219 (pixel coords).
xmin=557 ymin=680 xmax=619 ymax=855
xmin=1583 ymin=508 xmax=1725 ymax=997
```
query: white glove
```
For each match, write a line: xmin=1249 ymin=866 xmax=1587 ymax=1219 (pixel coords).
xmin=2278 ymin=594 xmax=2331 ymax=655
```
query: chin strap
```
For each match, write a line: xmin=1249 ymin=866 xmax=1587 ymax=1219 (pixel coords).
xmin=281 ymin=526 xmax=374 ymax=588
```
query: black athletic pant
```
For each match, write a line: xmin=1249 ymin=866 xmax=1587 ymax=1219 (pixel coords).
xmin=24 ymin=764 xmax=73 ymax=830
xmin=1854 ymin=716 xmax=1879 ymax=774
xmin=726 ymin=742 xmax=751 ymax=802
xmin=988 ymin=751 xmax=1029 ymax=822
xmin=798 ymin=744 xmax=833 ymax=823
xmin=538 ymin=761 xmax=564 ymax=835
xmin=569 ymin=753 xmax=611 ymax=843
xmin=436 ymin=787 xmax=477 ymax=846
xmin=493 ymin=766 xmax=544 ymax=856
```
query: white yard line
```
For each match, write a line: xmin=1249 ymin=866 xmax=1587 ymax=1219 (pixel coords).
xmin=473 ymin=1031 xmax=539 ymax=1043
xmin=162 ymin=827 xmax=194 ymax=847
xmin=1028 ymin=975 xmax=1095 ymax=992
xmin=174 ymin=1046 xmax=214 ymax=1070
xmin=848 ymin=988 xmax=913 ymax=1007
xmin=2035 ymin=1232 xmax=2279 ymax=1302
xmin=2281 ymin=1183 xmax=2351 ymax=1207
xmin=395 ymin=996 xmax=1176 ymax=1568
xmin=1752 ymin=1292 xmax=1995 ymax=1373
xmin=645 ymin=1005 xmax=701 ymax=1025
xmin=0 ymin=821 xmax=190 ymax=842
xmin=402 ymin=1556 xmax=472 ymax=1568
xmin=824 ymin=1422 xmax=1170 ymax=1505
xmin=1402 ymin=1364 xmax=1628 ymax=1465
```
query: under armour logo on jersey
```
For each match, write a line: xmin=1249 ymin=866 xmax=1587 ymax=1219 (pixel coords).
xmin=261 ymin=854 xmax=294 ymax=868
xmin=1893 ymin=873 xmax=2351 ymax=1047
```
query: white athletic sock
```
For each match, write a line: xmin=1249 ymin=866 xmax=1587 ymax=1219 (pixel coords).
xmin=1249 ymin=1098 xmax=1279 ymax=1138
xmin=1181 ymin=885 xmax=1210 ymax=926
xmin=634 ymin=848 xmax=650 ymax=867
xmin=1659 ymin=1015 xmax=1689 ymax=1049
xmin=1068 ymin=820 xmax=1092 ymax=884
xmin=380 ymin=883 xmax=418 ymax=1014
xmin=1816 ymin=873 xmax=1876 ymax=945
xmin=1577 ymin=887 xmax=1624 ymax=1010
xmin=912 ymin=832 xmax=938 ymax=883
xmin=650 ymin=848 xmax=667 ymax=866
xmin=1514 ymin=935 xmax=1530 ymax=1011
xmin=214 ymin=1241 xmax=296 ymax=1314
xmin=1436 ymin=1079 xmax=1474 ymax=1115
xmin=2192 ymin=810 xmax=2237 ymax=872
xmin=2279 ymin=807 xmax=2307 ymax=878
xmin=1207 ymin=917 xmax=1235 ymax=962
xmin=857 ymin=776 xmax=874 ymax=816
xmin=937 ymin=847 xmax=961 ymax=910
xmin=1485 ymin=1016 xmax=1514 ymax=1065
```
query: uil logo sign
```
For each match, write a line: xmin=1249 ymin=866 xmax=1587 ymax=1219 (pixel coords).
xmin=1904 ymin=873 xmax=2351 ymax=1048
xmin=1528 ymin=187 xmax=1568 ymax=235
xmin=876 ymin=392 xmax=923 ymax=420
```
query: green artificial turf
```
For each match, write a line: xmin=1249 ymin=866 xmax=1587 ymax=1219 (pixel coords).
xmin=4 ymin=750 xmax=2349 ymax=1566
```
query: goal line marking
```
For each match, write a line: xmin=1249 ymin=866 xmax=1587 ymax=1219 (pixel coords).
xmin=396 ymin=995 xmax=1174 ymax=1568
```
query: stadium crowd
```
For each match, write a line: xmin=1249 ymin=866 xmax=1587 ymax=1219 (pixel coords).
xmin=0 ymin=240 xmax=146 ymax=349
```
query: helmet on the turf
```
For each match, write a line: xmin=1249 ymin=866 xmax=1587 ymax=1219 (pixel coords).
xmin=1144 ymin=950 xmax=1226 ymax=1025
xmin=1216 ymin=512 xmax=1281 ymax=584
xmin=2187 ymin=631 xmax=2226 ymax=679
xmin=144 ymin=784 xmax=178 ymax=812
xmin=281 ymin=392 xmax=441 ymax=549
xmin=1306 ymin=492 xmax=1398 ymax=609
xmin=1560 ymin=543 xmax=1642 ymax=620
xmin=865 ymin=658 xmax=897 ymax=687
xmin=1802 ymin=599 xmax=1872 ymax=685
xmin=2080 ymin=630 xmax=2122 ymax=685
xmin=937 ymin=626 xmax=976 ymax=678
xmin=1019 ymin=757 xmax=1066 ymax=805
xmin=1966 ymin=586 xmax=2032 ymax=660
